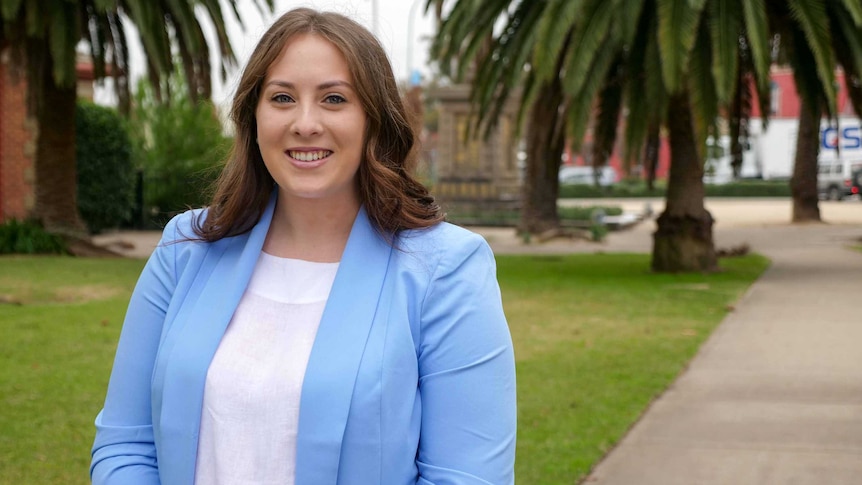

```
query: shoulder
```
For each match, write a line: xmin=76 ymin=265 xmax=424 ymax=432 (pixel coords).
xmin=148 ymin=208 xmax=214 ymax=275
xmin=161 ymin=208 xmax=209 ymax=245
xmin=397 ymin=222 xmax=489 ymax=258
xmin=394 ymin=222 xmax=495 ymax=278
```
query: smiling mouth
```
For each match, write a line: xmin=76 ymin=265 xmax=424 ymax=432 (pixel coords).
xmin=288 ymin=150 xmax=333 ymax=161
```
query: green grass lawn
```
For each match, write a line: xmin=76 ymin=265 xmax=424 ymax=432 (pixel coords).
xmin=0 ymin=253 xmax=768 ymax=484
xmin=0 ymin=256 xmax=146 ymax=484
xmin=498 ymin=254 xmax=768 ymax=483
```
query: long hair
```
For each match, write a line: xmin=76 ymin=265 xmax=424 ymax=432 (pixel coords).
xmin=193 ymin=8 xmax=442 ymax=241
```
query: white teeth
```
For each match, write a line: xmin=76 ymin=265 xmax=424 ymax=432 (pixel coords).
xmin=289 ymin=150 xmax=331 ymax=161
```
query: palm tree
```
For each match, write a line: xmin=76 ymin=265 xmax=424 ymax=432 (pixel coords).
xmin=427 ymin=0 xmax=558 ymax=233
xmin=768 ymin=2 xmax=862 ymax=221
xmin=429 ymin=0 xmax=862 ymax=272
xmin=0 ymin=0 xmax=273 ymax=236
xmin=428 ymin=0 xmax=773 ymax=272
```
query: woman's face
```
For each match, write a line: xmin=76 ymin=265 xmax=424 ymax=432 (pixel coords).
xmin=255 ymin=33 xmax=366 ymax=207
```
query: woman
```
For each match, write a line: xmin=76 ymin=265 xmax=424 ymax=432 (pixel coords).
xmin=91 ymin=8 xmax=516 ymax=485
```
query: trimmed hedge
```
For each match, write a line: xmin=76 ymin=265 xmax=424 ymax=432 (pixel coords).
xmin=445 ymin=205 xmax=623 ymax=227
xmin=705 ymin=180 xmax=792 ymax=197
xmin=76 ymin=102 xmax=135 ymax=233
xmin=559 ymin=180 xmax=792 ymax=198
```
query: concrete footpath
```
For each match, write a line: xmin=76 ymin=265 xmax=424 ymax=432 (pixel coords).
xmin=584 ymin=212 xmax=862 ymax=484
xmin=93 ymin=199 xmax=862 ymax=484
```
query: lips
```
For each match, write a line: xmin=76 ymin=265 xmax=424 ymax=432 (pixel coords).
xmin=287 ymin=149 xmax=333 ymax=161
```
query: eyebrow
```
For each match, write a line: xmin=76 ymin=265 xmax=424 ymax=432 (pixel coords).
xmin=264 ymin=80 xmax=354 ymax=91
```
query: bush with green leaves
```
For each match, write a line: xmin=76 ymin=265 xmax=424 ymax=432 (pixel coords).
xmin=559 ymin=179 xmax=792 ymax=198
xmin=76 ymin=101 xmax=135 ymax=233
xmin=444 ymin=205 xmax=623 ymax=227
xmin=130 ymin=71 xmax=231 ymax=228
xmin=0 ymin=219 xmax=68 ymax=254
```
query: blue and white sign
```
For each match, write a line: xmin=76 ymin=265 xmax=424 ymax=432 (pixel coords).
xmin=821 ymin=124 xmax=862 ymax=151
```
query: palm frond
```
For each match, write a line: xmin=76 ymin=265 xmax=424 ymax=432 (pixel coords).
xmin=24 ymin=0 xmax=43 ymax=36
xmin=515 ymin=69 xmax=541 ymax=141
xmin=557 ymin=0 xmax=615 ymax=97
xmin=591 ymin=55 xmax=625 ymax=168
xmin=616 ymin=0 xmax=648 ymax=44
xmin=106 ymin=10 xmax=132 ymax=114
xmin=165 ymin=0 xmax=203 ymax=54
xmin=0 ymin=0 xmax=23 ymax=21
xmin=655 ymin=0 xmax=707 ymax=93
xmin=533 ymin=0 xmax=581 ymax=82
xmin=430 ymin=0 xmax=484 ymax=72
xmin=828 ymin=5 xmax=862 ymax=117
xmin=470 ymin=0 xmax=544 ymax=139
xmin=121 ymin=1 xmax=173 ymax=76
xmin=786 ymin=25 xmax=829 ymax=119
xmin=741 ymin=0 xmax=771 ymax=125
xmin=86 ymin=7 xmax=108 ymax=80
xmin=708 ymin=0 xmax=741 ymax=102
xmin=838 ymin=0 xmax=862 ymax=26
xmin=787 ymin=0 xmax=837 ymax=116
xmin=622 ymin=8 xmax=666 ymax=164
xmin=566 ymin=37 xmax=621 ymax=149
xmin=48 ymin=1 xmax=80 ymax=88
xmin=689 ymin=15 xmax=719 ymax=153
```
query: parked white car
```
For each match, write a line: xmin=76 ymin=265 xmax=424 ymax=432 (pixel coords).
xmin=558 ymin=165 xmax=617 ymax=186
xmin=817 ymin=158 xmax=862 ymax=200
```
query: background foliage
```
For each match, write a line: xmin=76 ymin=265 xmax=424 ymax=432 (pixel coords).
xmin=75 ymin=102 xmax=135 ymax=234
xmin=0 ymin=220 xmax=68 ymax=255
xmin=129 ymin=71 xmax=231 ymax=228
xmin=558 ymin=180 xmax=793 ymax=199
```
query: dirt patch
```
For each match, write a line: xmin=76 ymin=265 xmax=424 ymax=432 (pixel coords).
xmin=0 ymin=294 xmax=22 ymax=305
xmin=667 ymin=283 xmax=711 ymax=291
xmin=64 ymin=236 xmax=123 ymax=258
xmin=53 ymin=285 xmax=123 ymax=302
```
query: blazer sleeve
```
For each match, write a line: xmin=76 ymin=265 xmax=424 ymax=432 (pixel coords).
xmin=90 ymin=216 xmax=182 ymax=485
xmin=415 ymin=233 xmax=517 ymax=485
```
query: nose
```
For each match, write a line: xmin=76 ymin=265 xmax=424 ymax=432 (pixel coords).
xmin=291 ymin=104 xmax=322 ymax=137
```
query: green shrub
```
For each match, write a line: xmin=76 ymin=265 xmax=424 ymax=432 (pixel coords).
xmin=0 ymin=219 xmax=68 ymax=254
xmin=559 ymin=179 xmax=791 ymax=198
xmin=76 ymin=101 xmax=135 ymax=233
xmin=130 ymin=71 xmax=230 ymax=228
xmin=704 ymin=180 xmax=792 ymax=197
xmin=559 ymin=180 xmax=667 ymax=198
xmin=444 ymin=205 xmax=623 ymax=227
xmin=558 ymin=205 xmax=623 ymax=220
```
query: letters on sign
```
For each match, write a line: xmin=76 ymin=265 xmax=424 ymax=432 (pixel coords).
xmin=821 ymin=125 xmax=862 ymax=150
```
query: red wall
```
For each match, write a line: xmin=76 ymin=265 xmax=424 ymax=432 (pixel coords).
xmin=0 ymin=57 xmax=35 ymax=222
xmin=751 ymin=67 xmax=857 ymax=119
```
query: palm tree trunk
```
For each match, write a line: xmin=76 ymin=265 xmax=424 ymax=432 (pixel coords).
xmin=790 ymin=101 xmax=821 ymax=222
xmin=519 ymin=80 xmax=564 ymax=234
xmin=32 ymin=41 xmax=87 ymax=236
xmin=652 ymin=92 xmax=717 ymax=272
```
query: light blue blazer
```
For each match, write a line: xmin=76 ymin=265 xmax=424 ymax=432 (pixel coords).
xmin=90 ymin=195 xmax=517 ymax=485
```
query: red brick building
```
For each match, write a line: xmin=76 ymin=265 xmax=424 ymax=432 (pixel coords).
xmin=0 ymin=52 xmax=95 ymax=223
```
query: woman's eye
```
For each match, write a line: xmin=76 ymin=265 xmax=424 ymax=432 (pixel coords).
xmin=324 ymin=94 xmax=346 ymax=104
xmin=272 ymin=93 xmax=293 ymax=103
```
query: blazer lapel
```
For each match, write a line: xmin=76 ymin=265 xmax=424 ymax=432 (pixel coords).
xmin=295 ymin=207 xmax=393 ymax=485
xmin=157 ymin=194 xmax=276 ymax=483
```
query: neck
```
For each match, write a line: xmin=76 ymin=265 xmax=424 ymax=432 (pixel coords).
xmin=263 ymin=192 xmax=361 ymax=262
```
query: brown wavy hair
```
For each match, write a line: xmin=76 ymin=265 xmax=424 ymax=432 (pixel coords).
xmin=193 ymin=7 xmax=442 ymax=241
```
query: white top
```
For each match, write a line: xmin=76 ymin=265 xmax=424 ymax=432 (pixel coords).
xmin=194 ymin=252 xmax=339 ymax=485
